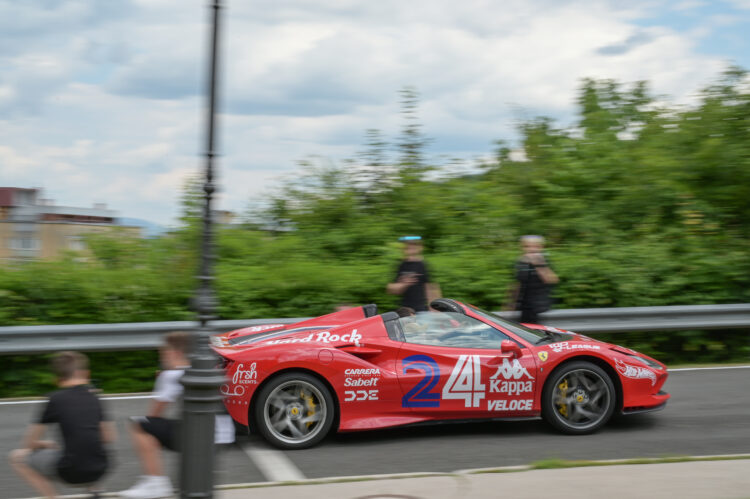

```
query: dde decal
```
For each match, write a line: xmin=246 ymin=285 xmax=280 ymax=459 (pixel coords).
xmin=345 ymin=390 xmax=378 ymax=402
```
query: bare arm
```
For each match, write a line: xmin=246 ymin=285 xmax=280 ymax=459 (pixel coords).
xmin=535 ymin=265 xmax=559 ymax=285
xmin=147 ymin=400 xmax=169 ymax=418
xmin=426 ymin=283 xmax=441 ymax=306
xmin=22 ymin=424 xmax=55 ymax=450
xmin=386 ymin=274 xmax=418 ymax=295
xmin=100 ymin=421 xmax=117 ymax=444
xmin=503 ymin=282 xmax=520 ymax=311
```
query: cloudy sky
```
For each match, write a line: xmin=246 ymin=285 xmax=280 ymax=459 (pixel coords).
xmin=1 ymin=0 xmax=748 ymax=226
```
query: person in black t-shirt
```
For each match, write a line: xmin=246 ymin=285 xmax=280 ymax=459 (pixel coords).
xmin=386 ymin=236 xmax=441 ymax=312
xmin=9 ymin=351 xmax=115 ymax=499
xmin=504 ymin=235 xmax=559 ymax=324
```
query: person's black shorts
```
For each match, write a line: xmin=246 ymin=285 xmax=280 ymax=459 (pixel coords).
xmin=130 ymin=416 xmax=180 ymax=451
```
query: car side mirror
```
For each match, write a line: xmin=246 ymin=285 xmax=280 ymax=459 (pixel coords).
xmin=500 ymin=340 xmax=522 ymax=359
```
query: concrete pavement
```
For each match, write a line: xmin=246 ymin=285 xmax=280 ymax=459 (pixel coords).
xmin=211 ymin=459 xmax=750 ymax=499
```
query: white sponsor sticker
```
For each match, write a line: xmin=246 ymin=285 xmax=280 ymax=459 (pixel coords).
xmin=488 ymin=399 xmax=533 ymax=411
xmin=550 ymin=342 xmax=601 ymax=353
xmin=232 ymin=363 xmax=258 ymax=384
xmin=344 ymin=377 xmax=379 ymax=387
xmin=489 ymin=358 xmax=534 ymax=381
xmin=344 ymin=389 xmax=379 ymax=402
xmin=265 ymin=330 xmax=363 ymax=346
xmin=615 ymin=358 xmax=657 ymax=385
xmin=443 ymin=355 xmax=486 ymax=408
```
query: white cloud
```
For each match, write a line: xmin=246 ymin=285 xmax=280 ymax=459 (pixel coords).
xmin=0 ymin=0 xmax=742 ymax=225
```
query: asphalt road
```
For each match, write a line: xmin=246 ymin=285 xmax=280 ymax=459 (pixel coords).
xmin=2 ymin=367 xmax=749 ymax=498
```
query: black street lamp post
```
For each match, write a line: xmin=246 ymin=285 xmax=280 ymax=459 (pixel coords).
xmin=180 ymin=1 xmax=225 ymax=498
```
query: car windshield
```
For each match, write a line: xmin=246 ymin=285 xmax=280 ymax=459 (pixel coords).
xmin=465 ymin=305 xmax=569 ymax=345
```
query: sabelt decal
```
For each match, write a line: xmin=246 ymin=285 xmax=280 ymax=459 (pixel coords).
xmin=537 ymin=351 xmax=548 ymax=362
xmin=615 ymin=358 xmax=657 ymax=386
xmin=344 ymin=367 xmax=380 ymax=387
xmin=265 ymin=329 xmax=363 ymax=346
xmin=550 ymin=342 xmax=601 ymax=353
xmin=443 ymin=355 xmax=486 ymax=408
xmin=344 ymin=390 xmax=378 ymax=402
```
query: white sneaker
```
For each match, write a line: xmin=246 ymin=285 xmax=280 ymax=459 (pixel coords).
xmin=119 ymin=475 xmax=173 ymax=499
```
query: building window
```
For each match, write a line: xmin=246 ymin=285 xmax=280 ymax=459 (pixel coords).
xmin=10 ymin=238 xmax=40 ymax=251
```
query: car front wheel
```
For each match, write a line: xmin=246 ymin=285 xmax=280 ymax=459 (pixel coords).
xmin=542 ymin=361 xmax=615 ymax=434
xmin=253 ymin=372 xmax=335 ymax=449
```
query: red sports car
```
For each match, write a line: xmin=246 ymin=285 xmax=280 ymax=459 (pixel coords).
xmin=210 ymin=299 xmax=669 ymax=449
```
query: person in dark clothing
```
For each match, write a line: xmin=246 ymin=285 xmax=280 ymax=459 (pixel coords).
xmin=9 ymin=351 xmax=115 ymax=499
xmin=386 ymin=236 xmax=441 ymax=312
xmin=505 ymin=235 xmax=559 ymax=324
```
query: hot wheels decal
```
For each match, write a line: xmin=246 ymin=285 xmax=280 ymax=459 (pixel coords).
xmin=443 ymin=355 xmax=486 ymax=408
xmin=401 ymin=355 xmax=441 ymax=408
xmin=615 ymin=358 xmax=657 ymax=386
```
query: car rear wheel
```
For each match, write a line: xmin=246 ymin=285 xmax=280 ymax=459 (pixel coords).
xmin=253 ymin=372 xmax=335 ymax=449
xmin=542 ymin=361 xmax=615 ymax=434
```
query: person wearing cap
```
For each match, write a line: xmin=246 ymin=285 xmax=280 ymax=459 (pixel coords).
xmin=386 ymin=236 xmax=441 ymax=312
xmin=504 ymin=235 xmax=559 ymax=324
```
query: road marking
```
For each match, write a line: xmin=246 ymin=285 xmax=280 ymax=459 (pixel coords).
xmin=669 ymin=366 xmax=750 ymax=372
xmin=241 ymin=442 xmax=306 ymax=482
xmin=0 ymin=395 xmax=155 ymax=406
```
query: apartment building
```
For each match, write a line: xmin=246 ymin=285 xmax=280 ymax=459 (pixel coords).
xmin=0 ymin=187 xmax=139 ymax=261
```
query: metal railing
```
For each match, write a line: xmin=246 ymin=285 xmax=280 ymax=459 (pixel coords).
xmin=1 ymin=303 xmax=749 ymax=355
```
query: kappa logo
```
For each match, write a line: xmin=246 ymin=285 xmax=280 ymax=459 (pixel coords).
xmin=489 ymin=358 xmax=533 ymax=381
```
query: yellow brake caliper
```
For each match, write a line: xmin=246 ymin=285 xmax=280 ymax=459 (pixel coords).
xmin=302 ymin=392 xmax=317 ymax=428
xmin=558 ymin=379 xmax=569 ymax=418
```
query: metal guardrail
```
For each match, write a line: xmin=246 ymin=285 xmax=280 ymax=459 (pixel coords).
xmin=1 ymin=304 xmax=749 ymax=355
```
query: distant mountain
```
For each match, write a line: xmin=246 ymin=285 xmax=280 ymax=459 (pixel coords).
xmin=117 ymin=217 xmax=168 ymax=238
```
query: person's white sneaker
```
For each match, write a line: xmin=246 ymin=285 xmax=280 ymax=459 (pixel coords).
xmin=118 ymin=476 xmax=150 ymax=498
xmin=119 ymin=475 xmax=173 ymax=499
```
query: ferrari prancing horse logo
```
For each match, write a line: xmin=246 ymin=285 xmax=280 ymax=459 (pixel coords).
xmin=537 ymin=351 xmax=548 ymax=362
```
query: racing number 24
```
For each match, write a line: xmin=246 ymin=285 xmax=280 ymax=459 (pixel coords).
xmin=402 ymin=355 xmax=440 ymax=408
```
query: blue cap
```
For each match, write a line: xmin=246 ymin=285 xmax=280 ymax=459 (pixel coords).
xmin=398 ymin=236 xmax=422 ymax=242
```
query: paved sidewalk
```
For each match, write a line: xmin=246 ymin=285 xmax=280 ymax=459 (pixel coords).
xmin=213 ymin=459 xmax=750 ymax=499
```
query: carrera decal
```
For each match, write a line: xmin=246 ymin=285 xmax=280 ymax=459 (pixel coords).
xmin=344 ymin=367 xmax=381 ymax=387
xmin=401 ymin=355 xmax=441 ymax=408
xmin=443 ymin=355 xmax=486 ymax=408
xmin=615 ymin=358 xmax=657 ymax=385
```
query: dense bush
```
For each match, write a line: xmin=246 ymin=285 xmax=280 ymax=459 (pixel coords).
xmin=1 ymin=70 xmax=749 ymax=396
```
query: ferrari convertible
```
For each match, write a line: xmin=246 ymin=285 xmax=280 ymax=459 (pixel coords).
xmin=210 ymin=299 xmax=669 ymax=449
